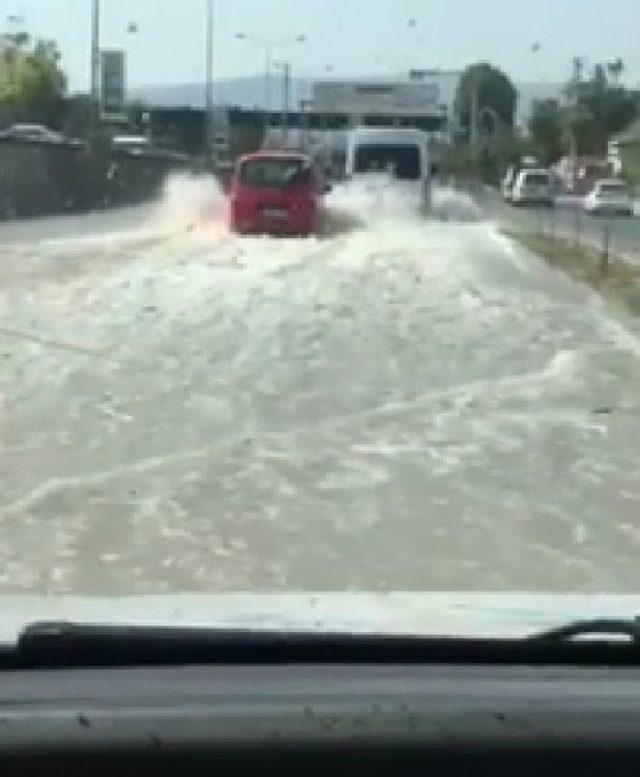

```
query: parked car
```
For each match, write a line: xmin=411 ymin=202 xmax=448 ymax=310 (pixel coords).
xmin=111 ymin=135 xmax=153 ymax=155
xmin=511 ymin=169 xmax=554 ymax=207
xmin=584 ymin=179 xmax=633 ymax=217
xmin=229 ymin=151 xmax=327 ymax=236
xmin=0 ymin=123 xmax=65 ymax=144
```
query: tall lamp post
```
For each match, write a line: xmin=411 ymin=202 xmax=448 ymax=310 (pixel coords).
xmin=91 ymin=0 xmax=101 ymax=108
xmin=204 ymin=0 xmax=214 ymax=162
xmin=272 ymin=60 xmax=292 ymax=144
xmin=234 ymin=33 xmax=306 ymax=111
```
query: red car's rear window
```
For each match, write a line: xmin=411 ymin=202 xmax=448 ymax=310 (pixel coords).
xmin=239 ymin=158 xmax=312 ymax=189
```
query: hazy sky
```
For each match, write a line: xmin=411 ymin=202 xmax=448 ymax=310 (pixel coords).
xmin=6 ymin=0 xmax=640 ymax=91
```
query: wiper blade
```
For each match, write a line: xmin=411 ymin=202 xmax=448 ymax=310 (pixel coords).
xmin=528 ymin=618 xmax=640 ymax=644
xmin=0 ymin=620 xmax=639 ymax=670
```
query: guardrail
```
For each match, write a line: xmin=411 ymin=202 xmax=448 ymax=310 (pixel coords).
xmin=531 ymin=202 xmax=633 ymax=275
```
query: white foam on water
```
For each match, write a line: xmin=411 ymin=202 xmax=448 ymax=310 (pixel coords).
xmin=324 ymin=176 xmax=427 ymax=235
xmin=155 ymin=172 xmax=228 ymax=234
xmin=2 ymin=186 xmax=640 ymax=594
xmin=431 ymin=185 xmax=483 ymax=222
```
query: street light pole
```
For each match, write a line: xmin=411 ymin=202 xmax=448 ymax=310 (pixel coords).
xmin=570 ymin=56 xmax=584 ymax=191
xmin=91 ymin=0 xmax=101 ymax=106
xmin=205 ymin=0 xmax=214 ymax=162
xmin=282 ymin=61 xmax=291 ymax=145
xmin=89 ymin=0 xmax=102 ymax=141
xmin=470 ymin=75 xmax=480 ymax=151
xmin=235 ymin=32 xmax=306 ymax=111
xmin=264 ymin=44 xmax=273 ymax=110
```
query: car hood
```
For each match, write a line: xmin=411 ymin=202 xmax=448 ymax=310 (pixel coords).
xmin=0 ymin=593 xmax=638 ymax=642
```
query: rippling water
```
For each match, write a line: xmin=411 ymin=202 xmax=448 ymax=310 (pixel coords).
xmin=1 ymin=178 xmax=640 ymax=594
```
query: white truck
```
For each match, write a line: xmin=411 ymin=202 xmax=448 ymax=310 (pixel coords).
xmin=345 ymin=127 xmax=432 ymax=213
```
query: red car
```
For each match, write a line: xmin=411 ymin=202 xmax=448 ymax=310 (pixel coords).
xmin=229 ymin=151 xmax=325 ymax=236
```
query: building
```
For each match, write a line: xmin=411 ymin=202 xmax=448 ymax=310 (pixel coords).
xmin=129 ymin=76 xmax=451 ymax=165
xmin=311 ymin=79 xmax=448 ymax=135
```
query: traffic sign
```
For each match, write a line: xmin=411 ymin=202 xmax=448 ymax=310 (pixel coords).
xmin=101 ymin=49 xmax=127 ymax=112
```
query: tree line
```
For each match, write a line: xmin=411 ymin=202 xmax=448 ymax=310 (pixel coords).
xmin=529 ymin=61 xmax=637 ymax=163
xmin=451 ymin=59 xmax=638 ymax=181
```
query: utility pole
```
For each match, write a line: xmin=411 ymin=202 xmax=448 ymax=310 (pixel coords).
xmin=281 ymin=61 xmax=291 ymax=145
xmin=264 ymin=44 xmax=273 ymax=111
xmin=572 ymin=56 xmax=584 ymax=103
xmin=470 ymin=74 xmax=480 ymax=152
xmin=570 ymin=56 xmax=584 ymax=191
xmin=235 ymin=33 xmax=306 ymax=142
xmin=205 ymin=0 xmax=214 ymax=163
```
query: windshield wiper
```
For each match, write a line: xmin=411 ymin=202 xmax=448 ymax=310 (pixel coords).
xmin=528 ymin=618 xmax=640 ymax=644
xmin=0 ymin=619 xmax=638 ymax=670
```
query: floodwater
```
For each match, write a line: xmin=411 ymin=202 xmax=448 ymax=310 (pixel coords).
xmin=1 ymin=175 xmax=640 ymax=594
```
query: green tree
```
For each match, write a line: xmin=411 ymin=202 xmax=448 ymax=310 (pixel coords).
xmin=529 ymin=99 xmax=564 ymax=163
xmin=562 ymin=103 xmax=597 ymax=155
xmin=579 ymin=66 xmax=636 ymax=153
xmin=0 ymin=34 xmax=66 ymax=117
xmin=533 ymin=61 xmax=638 ymax=159
xmin=455 ymin=62 xmax=518 ymax=133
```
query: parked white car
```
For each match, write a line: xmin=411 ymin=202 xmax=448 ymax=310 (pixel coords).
xmin=111 ymin=135 xmax=153 ymax=155
xmin=583 ymin=179 xmax=633 ymax=217
xmin=511 ymin=169 xmax=553 ymax=207
xmin=0 ymin=123 xmax=65 ymax=144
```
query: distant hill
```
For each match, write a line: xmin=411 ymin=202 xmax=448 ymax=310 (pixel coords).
xmin=132 ymin=74 xmax=564 ymax=124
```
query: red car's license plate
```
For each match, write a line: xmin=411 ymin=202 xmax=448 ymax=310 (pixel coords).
xmin=262 ymin=207 xmax=288 ymax=219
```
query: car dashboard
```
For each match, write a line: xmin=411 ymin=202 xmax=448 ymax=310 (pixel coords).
xmin=1 ymin=622 xmax=640 ymax=774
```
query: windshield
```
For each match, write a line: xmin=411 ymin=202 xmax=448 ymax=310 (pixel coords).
xmin=354 ymin=144 xmax=422 ymax=180
xmin=1 ymin=0 xmax=640 ymax=638
xmin=240 ymin=158 xmax=310 ymax=188
xmin=522 ymin=173 xmax=550 ymax=185
xmin=600 ymin=183 xmax=627 ymax=194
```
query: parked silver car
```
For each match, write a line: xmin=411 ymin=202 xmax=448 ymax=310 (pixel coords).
xmin=584 ymin=179 xmax=633 ymax=217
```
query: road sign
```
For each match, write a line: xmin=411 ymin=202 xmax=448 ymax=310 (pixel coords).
xmin=101 ymin=49 xmax=127 ymax=112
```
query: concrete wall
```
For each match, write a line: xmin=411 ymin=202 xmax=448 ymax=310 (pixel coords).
xmin=0 ymin=141 xmax=191 ymax=220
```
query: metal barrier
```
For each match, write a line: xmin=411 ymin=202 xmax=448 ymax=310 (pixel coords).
xmin=535 ymin=201 xmax=618 ymax=277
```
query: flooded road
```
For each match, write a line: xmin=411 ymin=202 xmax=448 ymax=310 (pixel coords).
xmin=1 ymin=179 xmax=640 ymax=594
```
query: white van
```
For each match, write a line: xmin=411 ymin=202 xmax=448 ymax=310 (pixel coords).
xmin=345 ymin=127 xmax=431 ymax=212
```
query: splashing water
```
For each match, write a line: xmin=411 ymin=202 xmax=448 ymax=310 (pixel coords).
xmin=431 ymin=185 xmax=483 ymax=222
xmin=156 ymin=172 xmax=227 ymax=233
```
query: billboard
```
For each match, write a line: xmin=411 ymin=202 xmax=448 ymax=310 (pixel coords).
xmin=312 ymin=80 xmax=440 ymax=116
xmin=101 ymin=49 xmax=126 ymax=112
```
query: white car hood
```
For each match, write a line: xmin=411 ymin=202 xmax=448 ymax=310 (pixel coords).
xmin=0 ymin=593 xmax=638 ymax=643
